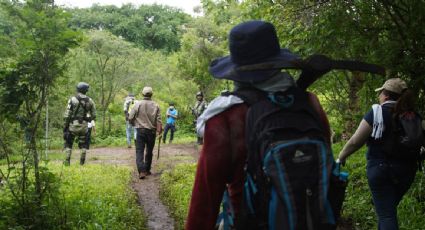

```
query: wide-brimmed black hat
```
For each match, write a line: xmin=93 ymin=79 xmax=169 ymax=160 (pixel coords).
xmin=209 ymin=20 xmax=300 ymax=83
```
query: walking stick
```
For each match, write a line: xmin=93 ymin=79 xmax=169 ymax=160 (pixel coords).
xmin=157 ymin=134 xmax=162 ymax=160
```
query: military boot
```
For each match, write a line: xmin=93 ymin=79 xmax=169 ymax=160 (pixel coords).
xmin=80 ymin=148 xmax=87 ymax=165
xmin=64 ymin=148 xmax=72 ymax=166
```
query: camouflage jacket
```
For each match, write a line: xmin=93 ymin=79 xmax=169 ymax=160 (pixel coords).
xmin=64 ymin=93 xmax=96 ymax=127
xmin=193 ymin=100 xmax=208 ymax=118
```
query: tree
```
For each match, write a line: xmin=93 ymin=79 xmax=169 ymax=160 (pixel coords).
xmin=240 ymin=0 xmax=425 ymax=134
xmin=0 ymin=0 xmax=81 ymax=227
xmin=176 ymin=17 xmax=228 ymax=96
xmin=69 ymin=30 xmax=140 ymax=136
xmin=68 ymin=4 xmax=191 ymax=52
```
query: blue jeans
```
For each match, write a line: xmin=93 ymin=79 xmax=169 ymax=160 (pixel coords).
xmin=367 ymin=159 xmax=417 ymax=230
xmin=135 ymin=128 xmax=156 ymax=173
xmin=163 ymin=123 xmax=175 ymax=143
xmin=126 ymin=121 xmax=136 ymax=146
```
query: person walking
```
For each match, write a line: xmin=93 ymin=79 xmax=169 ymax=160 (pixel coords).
xmin=128 ymin=87 xmax=162 ymax=179
xmin=338 ymin=78 xmax=424 ymax=230
xmin=186 ymin=21 xmax=332 ymax=230
xmin=124 ymin=93 xmax=137 ymax=148
xmin=63 ymin=82 xmax=96 ymax=166
xmin=163 ymin=102 xmax=178 ymax=144
xmin=192 ymin=91 xmax=207 ymax=144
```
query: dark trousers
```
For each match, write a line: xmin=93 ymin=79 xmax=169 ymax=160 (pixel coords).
xmin=135 ymin=128 xmax=156 ymax=173
xmin=86 ymin=128 xmax=92 ymax=149
xmin=163 ymin=123 xmax=175 ymax=142
xmin=367 ymin=159 xmax=417 ymax=230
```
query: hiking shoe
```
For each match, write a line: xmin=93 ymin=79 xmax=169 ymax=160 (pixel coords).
xmin=127 ymin=145 xmax=132 ymax=148
xmin=146 ymin=171 xmax=152 ymax=176
xmin=139 ymin=172 xmax=147 ymax=179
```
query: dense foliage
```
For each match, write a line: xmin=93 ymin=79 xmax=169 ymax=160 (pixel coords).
xmin=1 ymin=0 xmax=425 ymax=229
xmin=68 ymin=4 xmax=191 ymax=53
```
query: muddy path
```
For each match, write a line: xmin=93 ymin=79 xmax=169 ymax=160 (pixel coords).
xmin=85 ymin=143 xmax=200 ymax=230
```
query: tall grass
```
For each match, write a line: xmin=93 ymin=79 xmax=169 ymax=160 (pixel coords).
xmin=0 ymin=163 xmax=146 ymax=229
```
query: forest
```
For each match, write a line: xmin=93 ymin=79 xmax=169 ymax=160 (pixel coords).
xmin=0 ymin=0 xmax=424 ymax=229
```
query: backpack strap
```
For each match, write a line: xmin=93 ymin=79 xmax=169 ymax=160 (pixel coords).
xmin=72 ymin=95 xmax=89 ymax=121
xmin=230 ymin=87 xmax=266 ymax=106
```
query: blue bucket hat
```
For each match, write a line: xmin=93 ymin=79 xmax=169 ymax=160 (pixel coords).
xmin=209 ymin=20 xmax=301 ymax=83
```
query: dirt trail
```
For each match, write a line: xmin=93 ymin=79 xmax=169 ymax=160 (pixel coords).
xmin=85 ymin=143 xmax=200 ymax=230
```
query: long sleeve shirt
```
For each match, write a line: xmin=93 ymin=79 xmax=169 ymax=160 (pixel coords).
xmin=185 ymin=92 xmax=330 ymax=230
xmin=128 ymin=97 xmax=162 ymax=130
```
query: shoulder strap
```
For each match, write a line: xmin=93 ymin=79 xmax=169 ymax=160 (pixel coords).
xmin=71 ymin=96 xmax=82 ymax=120
xmin=72 ymin=96 xmax=89 ymax=119
xmin=230 ymin=87 xmax=266 ymax=106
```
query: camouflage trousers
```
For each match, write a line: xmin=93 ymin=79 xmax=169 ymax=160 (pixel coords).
xmin=64 ymin=128 xmax=88 ymax=166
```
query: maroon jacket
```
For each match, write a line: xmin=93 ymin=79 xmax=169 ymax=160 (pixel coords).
xmin=185 ymin=92 xmax=331 ymax=230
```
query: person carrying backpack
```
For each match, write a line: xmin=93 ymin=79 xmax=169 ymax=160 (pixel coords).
xmin=186 ymin=21 xmax=338 ymax=230
xmin=124 ymin=93 xmax=137 ymax=148
xmin=337 ymin=78 xmax=425 ymax=230
xmin=63 ymin=82 xmax=96 ymax=166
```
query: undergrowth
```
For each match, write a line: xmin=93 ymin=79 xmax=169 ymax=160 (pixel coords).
xmin=0 ymin=163 xmax=146 ymax=229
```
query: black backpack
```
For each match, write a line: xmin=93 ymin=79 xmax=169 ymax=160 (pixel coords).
xmin=383 ymin=111 xmax=424 ymax=161
xmin=217 ymin=87 xmax=344 ymax=230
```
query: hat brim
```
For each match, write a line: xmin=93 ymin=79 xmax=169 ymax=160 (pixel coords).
xmin=375 ymin=87 xmax=384 ymax=92
xmin=209 ymin=49 xmax=301 ymax=83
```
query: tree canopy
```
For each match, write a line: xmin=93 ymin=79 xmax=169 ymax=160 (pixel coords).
xmin=68 ymin=4 xmax=191 ymax=52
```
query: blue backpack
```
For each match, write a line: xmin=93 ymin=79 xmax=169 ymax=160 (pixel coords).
xmin=217 ymin=87 xmax=346 ymax=230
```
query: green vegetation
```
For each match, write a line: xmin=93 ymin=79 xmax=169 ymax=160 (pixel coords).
xmin=160 ymin=163 xmax=196 ymax=230
xmin=1 ymin=0 xmax=425 ymax=228
xmin=0 ymin=163 xmax=146 ymax=229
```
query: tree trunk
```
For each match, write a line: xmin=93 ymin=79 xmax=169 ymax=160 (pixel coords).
xmin=108 ymin=112 xmax=112 ymax=133
xmin=101 ymin=108 xmax=106 ymax=136
xmin=344 ymin=72 xmax=366 ymax=136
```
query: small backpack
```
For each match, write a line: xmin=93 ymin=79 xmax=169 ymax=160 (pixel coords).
xmin=383 ymin=111 xmax=424 ymax=161
xmin=217 ymin=87 xmax=343 ymax=230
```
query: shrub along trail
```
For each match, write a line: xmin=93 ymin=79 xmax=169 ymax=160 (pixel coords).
xmin=85 ymin=143 xmax=199 ymax=230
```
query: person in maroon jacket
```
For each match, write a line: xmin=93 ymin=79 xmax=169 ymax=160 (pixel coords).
xmin=186 ymin=20 xmax=331 ymax=230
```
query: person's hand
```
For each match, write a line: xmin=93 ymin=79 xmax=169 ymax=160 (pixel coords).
xmin=336 ymin=158 xmax=346 ymax=166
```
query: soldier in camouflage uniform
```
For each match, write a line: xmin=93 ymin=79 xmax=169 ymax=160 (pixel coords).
xmin=192 ymin=91 xmax=208 ymax=144
xmin=63 ymin=82 xmax=96 ymax=166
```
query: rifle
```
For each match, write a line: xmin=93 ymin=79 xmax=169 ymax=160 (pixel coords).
xmin=236 ymin=54 xmax=386 ymax=90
